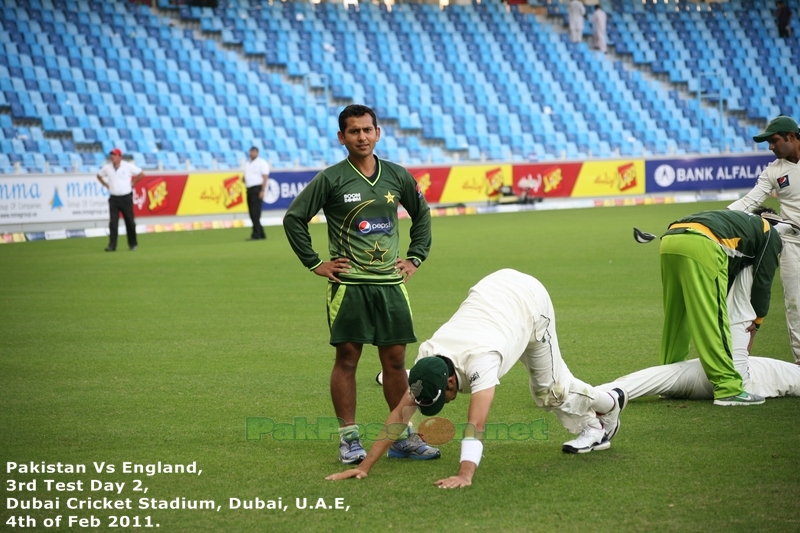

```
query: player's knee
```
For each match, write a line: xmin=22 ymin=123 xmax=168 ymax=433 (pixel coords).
xmin=334 ymin=346 xmax=362 ymax=369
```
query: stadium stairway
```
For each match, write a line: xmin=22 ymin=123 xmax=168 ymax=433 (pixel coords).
xmin=549 ymin=0 xmax=800 ymax=145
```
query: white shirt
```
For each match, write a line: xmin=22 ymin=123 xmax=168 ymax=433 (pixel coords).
xmin=728 ymin=158 xmax=800 ymax=244
xmin=98 ymin=161 xmax=143 ymax=196
xmin=244 ymin=157 xmax=270 ymax=188
xmin=568 ymin=1 xmax=586 ymax=25
xmin=415 ymin=269 xmax=552 ymax=395
xmin=592 ymin=8 xmax=607 ymax=50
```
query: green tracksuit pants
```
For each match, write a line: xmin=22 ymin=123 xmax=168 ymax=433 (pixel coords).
xmin=660 ymin=233 xmax=744 ymax=399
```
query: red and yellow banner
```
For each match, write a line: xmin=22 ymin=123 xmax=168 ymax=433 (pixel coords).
xmin=133 ymin=175 xmax=188 ymax=217
xmin=176 ymin=172 xmax=247 ymax=215
xmin=409 ymin=160 xmax=644 ymax=203
xmin=512 ymin=163 xmax=582 ymax=198
xmin=571 ymin=160 xmax=646 ymax=197
xmin=411 ymin=164 xmax=513 ymax=204
xmin=409 ymin=167 xmax=450 ymax=204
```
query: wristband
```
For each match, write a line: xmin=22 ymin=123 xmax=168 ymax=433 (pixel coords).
xmin=460 ymin=438 xmax=483 ymax=466
xmin=409 ymin=258 xmax=421 ymax=268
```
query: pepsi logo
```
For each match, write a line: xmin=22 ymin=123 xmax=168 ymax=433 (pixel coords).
xmin=358 ymin=221 xmax=372 ymax=233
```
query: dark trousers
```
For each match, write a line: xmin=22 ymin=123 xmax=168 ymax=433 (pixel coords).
xmin=247 ymin=185 xmax=266 ymax=239
xmin=108 ymin=193 xmax=137 ymax=249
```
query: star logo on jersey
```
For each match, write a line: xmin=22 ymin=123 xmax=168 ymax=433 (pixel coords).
xmin=384 ymin=191 xmax=396 ymax=203
xmin=364 ymin=241 xmax=389 ymax=264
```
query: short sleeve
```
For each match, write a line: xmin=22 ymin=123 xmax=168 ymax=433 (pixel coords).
xmin=464 ymin=352 xmax=502 ymax=394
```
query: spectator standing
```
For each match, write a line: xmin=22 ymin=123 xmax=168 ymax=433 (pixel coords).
xmin=592 ymin=5 xmax=607 ymax=53
xmin=96 ymin=148 xmax=143 ymax=252
xmin=777 ymin=1 xmax=792 ymax=39
xmin=568 ymin=0 xmax=586 ymax=43
xmin=243 ymin=147 xmax=270 ymax=241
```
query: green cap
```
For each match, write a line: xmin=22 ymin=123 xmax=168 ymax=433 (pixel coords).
xmin=408 ymin=357 xmax=449 ymax=416
xmin=753 ymin=116 xmax=799 ymax=143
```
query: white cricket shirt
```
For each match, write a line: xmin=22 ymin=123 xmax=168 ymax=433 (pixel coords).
xmin=729 ymin=158 xmax=800 ymax=244
xmin=98 ymin=161 xmax=142 ymax=196
xmin=244 ymin=157 xmax=270 ymax=188
xmin=415 ymin=269 xmax=553 ymax=394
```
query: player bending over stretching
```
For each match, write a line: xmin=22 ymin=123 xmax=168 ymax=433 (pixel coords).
xmin=326 ymin=269 xmax=626 ymax=488
xmin=599 ymin=263 xmax=800 ymax=401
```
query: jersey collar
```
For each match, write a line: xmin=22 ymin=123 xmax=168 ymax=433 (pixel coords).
xmin=346 ymin=156 xmax=381 ymax=187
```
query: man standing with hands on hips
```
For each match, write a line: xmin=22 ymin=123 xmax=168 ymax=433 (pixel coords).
xmin=96 ymin=148 xmax=144 ymax=252
xmin=284 ymin=104 xmax=436 ymax=465
xmin=728 ymin=115 xmax=800 ymax=362
xmin=243 ymin=146 xmax=270 ymax=241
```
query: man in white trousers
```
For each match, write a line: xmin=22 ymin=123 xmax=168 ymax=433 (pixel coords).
xmin=326 ymin=269 xmax=626 ymax=488
xmin=592 ymin=5 xmax=608 ymax=53
xmin=729 ymin=115 xmax=800 ymax=363
xmin=598 ymin=264 xmax=800 ymax=401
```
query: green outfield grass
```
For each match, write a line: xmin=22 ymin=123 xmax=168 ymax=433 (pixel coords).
xmin=1 ymin=200 xmax=798 ymax=533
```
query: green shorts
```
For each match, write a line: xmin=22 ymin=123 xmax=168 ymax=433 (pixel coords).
xmin=327 ymin=283 xmax=416 ymax=346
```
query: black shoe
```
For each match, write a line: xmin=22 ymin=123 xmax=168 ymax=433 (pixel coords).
xmin=129 ymin=245 xmax=137 ymax=251
xmin=105 ymin=246 xmax=116 ymax=252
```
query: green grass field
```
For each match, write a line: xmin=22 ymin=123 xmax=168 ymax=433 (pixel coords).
xmin=2 ymin=200 xmax=798 ymax=533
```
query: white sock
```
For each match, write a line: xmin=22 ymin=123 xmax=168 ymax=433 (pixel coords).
xmin=591 ymin=390 xmax=616 ymax=415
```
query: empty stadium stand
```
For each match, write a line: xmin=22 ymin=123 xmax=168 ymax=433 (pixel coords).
xmin=1 ymin=0 xmax=798 ymax=175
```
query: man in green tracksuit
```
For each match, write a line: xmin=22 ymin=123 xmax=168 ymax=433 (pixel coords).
xmin=660 ymin=209 xmax=782 ymax=406
xmin=284 ymin=104 xmax=437 ymax=464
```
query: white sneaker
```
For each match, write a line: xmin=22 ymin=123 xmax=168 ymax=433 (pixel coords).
xmin=562 ymin=426 xmax=609 ymax=454
xmin=598 ymin=388 xmax=627 ymax=440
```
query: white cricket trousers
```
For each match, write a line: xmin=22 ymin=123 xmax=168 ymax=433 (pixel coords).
xmin=598 ymin=321 xmax=800 ymax=400
xmin=522 ymin=283 xmax=602 ymax=434
xmin=781 ymin=241 xmax=800 ymax=362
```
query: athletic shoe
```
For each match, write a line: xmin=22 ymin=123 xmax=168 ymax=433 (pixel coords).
xmin=129 ymin=245 xmax=137 ymax=251
xmin=598 ymin=387 xmax=627 ymax=440
xmin=338 ymin=437 xmax=367 ymax=465
xmin=633 ymin=227 xmax=657 ymax=243
xmin=387 ymin=432 xmax=441 ymax=460
xmin=713 ymin=391 xmax=765 ymax=406
xmin=562 ymin=426 xmax=610 ymax=454
xmin=104 ymin=246 xmax=115 ymax=252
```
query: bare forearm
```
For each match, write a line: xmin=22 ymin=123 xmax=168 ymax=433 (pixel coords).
xmin=456 ymin=460 xmax=477 ymax=481
xmin=357 ymin=432 xmax=397 ymax=474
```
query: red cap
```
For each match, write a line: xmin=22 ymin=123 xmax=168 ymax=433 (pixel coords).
xmin=109 ymin=148 xmax=123 ymax=156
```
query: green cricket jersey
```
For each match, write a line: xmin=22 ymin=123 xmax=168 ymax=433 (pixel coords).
xmin=283 ymin=156 xmax=431 ymax=284
xmin=665 ymin=209 xmax=782 ymax=318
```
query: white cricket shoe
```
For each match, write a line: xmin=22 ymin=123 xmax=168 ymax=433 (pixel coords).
xmin=562 ymin=426 xmax=610 ymax=454
xmin=598 ymin=387 xmax=627 ymax=440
